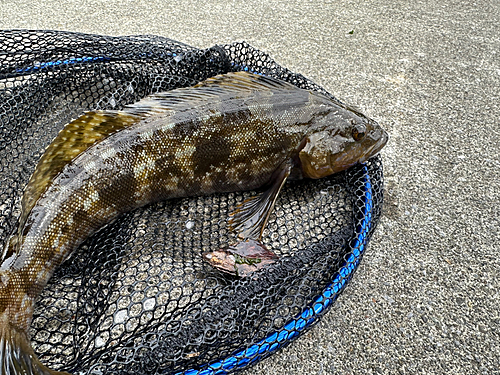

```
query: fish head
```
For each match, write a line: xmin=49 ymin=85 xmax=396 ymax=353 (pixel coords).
xmin=299 ymin=107 xmax=388 ymax=179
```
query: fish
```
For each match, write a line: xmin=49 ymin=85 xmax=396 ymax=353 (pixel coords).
xmin=0 ymin=71 xmax=388 ymax=374
xmin=203 ymin=239 xmax=279 ymax=278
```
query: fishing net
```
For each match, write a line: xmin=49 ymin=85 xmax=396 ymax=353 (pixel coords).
xmin=0 ymin=30 xmax=384 ymax=374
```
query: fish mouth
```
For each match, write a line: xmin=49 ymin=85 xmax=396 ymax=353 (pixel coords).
xmin=359 ymin=130 xmax=389 ymax=163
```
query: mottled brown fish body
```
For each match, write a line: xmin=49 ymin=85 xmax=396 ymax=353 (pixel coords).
xmin=0 ymin=72 xmax=388 ymax=374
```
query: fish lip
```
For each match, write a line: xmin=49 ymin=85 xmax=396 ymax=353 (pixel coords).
xmin=359 ymin=131 xmax=389 ymax=163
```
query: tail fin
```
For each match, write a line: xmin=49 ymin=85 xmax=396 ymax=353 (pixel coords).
xmin=0 ymin=322 xmax=71 ymax=375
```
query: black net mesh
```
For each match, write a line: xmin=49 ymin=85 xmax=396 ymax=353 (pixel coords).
xmin=0 ymin=30 xmax=384 ymax=374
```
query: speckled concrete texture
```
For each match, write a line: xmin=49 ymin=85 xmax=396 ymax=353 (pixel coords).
xmin=1 ymin=1 xmax=499 ymax=374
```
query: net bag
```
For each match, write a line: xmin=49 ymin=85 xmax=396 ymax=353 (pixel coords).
xmin=0 ymin=30 xmax=384 ymax=374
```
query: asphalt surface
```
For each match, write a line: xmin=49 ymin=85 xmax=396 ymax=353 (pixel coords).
xmin=1 ymin=1 xmax=499 ymax=374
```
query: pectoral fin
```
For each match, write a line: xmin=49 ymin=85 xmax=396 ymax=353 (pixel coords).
xmin=228 ymin=162 xmax=291 ymax=240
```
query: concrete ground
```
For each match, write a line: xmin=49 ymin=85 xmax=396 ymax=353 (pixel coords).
xmin=1 ymin=1 xmax=499 ymax=374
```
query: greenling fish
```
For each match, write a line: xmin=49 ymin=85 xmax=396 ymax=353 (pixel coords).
xmin=0 ymin=71 xmax=388 ymax=374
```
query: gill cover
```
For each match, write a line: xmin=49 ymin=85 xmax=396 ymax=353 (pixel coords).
xmin=299 ymin=131 xmax=344 ymax=179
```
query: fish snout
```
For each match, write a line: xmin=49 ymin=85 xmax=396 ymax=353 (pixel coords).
xmin=360 ymin=127 xmax=389 ymax=163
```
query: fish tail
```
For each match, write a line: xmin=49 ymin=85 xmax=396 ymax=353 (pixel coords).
xmin=0 ymin=320 xmax=71 ymax=375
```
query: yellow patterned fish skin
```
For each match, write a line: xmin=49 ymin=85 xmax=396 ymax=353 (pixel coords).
xmin=0 ymin=72 xmax=387 ymax=374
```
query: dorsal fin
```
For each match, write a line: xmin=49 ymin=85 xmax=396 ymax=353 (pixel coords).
xmin=194 ymin=71 xmax=300 ymax=92
xmin=19 ymin=110 xmax=141 ymax=230
xmin=123 ymin=72 xmax=302 ymax=116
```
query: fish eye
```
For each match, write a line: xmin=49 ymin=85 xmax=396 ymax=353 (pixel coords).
xmin=352 ymin=124 xmax=366 ymax=141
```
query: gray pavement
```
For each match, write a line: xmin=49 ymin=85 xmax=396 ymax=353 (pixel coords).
xmin=1 ymin=1 xmax=499 ymax=374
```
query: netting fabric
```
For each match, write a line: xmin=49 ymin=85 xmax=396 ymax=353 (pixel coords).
xmin=0 ymin=30 xmax=384 ymax=374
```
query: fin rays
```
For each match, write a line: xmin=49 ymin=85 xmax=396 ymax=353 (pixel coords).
xmin=19 ymin=111 xmax=140 ymax=233
xmin=0 ymin=322 xmax=70 ymax=375
xmin=229 ymin=162 xmax=292 ymax=240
